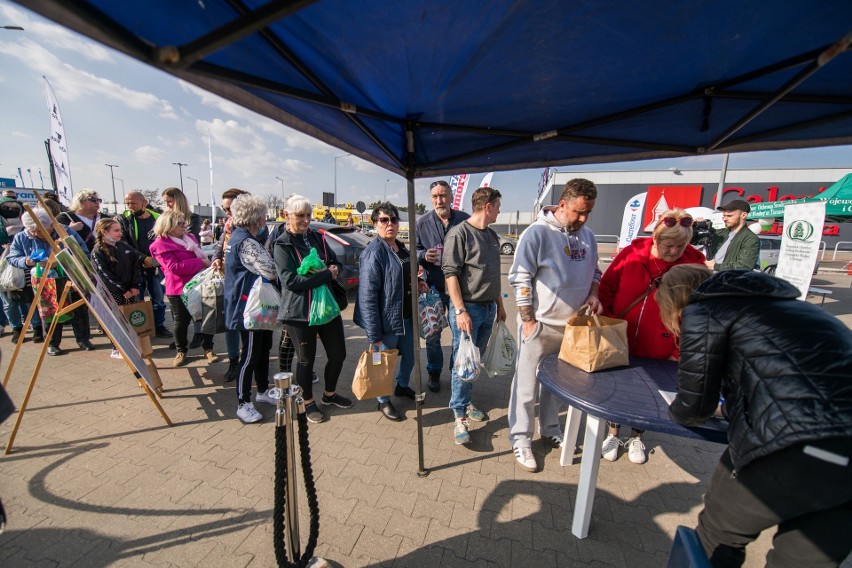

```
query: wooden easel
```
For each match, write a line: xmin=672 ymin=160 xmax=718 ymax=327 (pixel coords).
xmin=3 ymin=200 xmax=171 ymax=454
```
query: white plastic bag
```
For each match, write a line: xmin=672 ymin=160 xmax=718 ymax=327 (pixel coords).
xmin=0 ymin=250 xmax=24 ymax=292
xmin=181 ymin=266 xmax=216 ymax=320
xmin=454 ymin=332 xmax=481 ymax=383
xmin=482 ymin=320 xmax=516 ymax=377
xmin=243 ymin=278 xmax=280 ymax=330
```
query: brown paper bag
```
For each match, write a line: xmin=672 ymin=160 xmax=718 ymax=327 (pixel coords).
xmin=121 ymin=300 xmax=155 ymax=338
xmin=352 ymin=348 xmax=399 ymax=400
xmin=558 ymin=310 xmax=629 ymax=372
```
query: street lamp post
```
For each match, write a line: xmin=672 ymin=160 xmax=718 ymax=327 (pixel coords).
xmin=172 ymin=162 xmax=187 ymax=192
xmin=275 ymin=176 xmax=286 ymax=202
xmin=105 ymin=163 xmax=118 ymax=213
xmin=384 ymin=179 xmax=390 ymax=201
xmin=333 ymin=153 xmax=350 ymax=209
xmin=187 ymin=176 xmax=200 ymax=207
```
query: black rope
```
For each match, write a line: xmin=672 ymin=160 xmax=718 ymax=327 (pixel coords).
xmin=273 ymin=411 xmax=320 ymax=568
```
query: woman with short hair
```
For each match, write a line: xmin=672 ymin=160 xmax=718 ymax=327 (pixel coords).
xmin=223 ymin=194 xmax=279 ymax=423
xmin=57 ymin=188 xmax=107 ymax=250
xmin=597 ymin=208 xmax=705 ymax=464
xmin=148 ymin=210 xmax=214 ymax=367
xmin=273 ymin=194 xmax=350 ymax=424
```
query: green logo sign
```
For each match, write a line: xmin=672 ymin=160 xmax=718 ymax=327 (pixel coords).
xmin=785 ymin=220 xmax=815 ymax=242
xmin=128 ymin=309 xmax=147 ymax=327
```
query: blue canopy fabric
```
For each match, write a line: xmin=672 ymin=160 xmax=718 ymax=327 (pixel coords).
xmin=16 ymin=0 xmax=852 ymax=179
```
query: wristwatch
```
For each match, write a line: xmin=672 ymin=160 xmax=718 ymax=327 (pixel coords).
xmin=454 ymin=308 xmax=466 ymax=315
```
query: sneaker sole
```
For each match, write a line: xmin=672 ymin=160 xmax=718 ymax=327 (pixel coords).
xmin=320 ymin=399 xmax=352 ymax=409
xmin=515 ymin=460 xmax=537 ymax=472
xmin=306 ymin=415 xmax=326 ymax=424
xmin=238 ymin=415 xmax=263 ymax=424
xmin=466 ymin=414 xmax=488 ymax=423
xmin=454 ymin=437 xmax=471 ymax=445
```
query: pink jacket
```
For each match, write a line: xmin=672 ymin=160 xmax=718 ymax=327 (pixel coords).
xmin=149 ymin=235 xmax=208 ymax=296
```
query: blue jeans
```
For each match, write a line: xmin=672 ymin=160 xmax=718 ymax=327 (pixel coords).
xmin=1 ymin=290 xmax=42 ymax=331
xmin=448 ymin=301 xmax=495 ymax=418
xmin=226 ymin=329 xmax=241 ymax=360
xmin=425 ymin=292 xmax=450 ymax=375
xmin=377 ymin=317 xmax=415 ymax=404
xmin=136 ymin=270 xmax=166 ymax=328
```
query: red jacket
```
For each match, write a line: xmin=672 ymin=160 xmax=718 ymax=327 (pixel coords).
xmin=599 ymin=238 xmax=705 ymax=360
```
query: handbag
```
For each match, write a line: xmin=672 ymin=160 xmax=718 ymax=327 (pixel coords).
xmin=330 ymin=279 xmax=349 ymax=310
xmin=558 ymin=305 xmax=629 ymax=372
xmin=199 ymin=270 xmax=226 ymax=335
xmin=352 ymin=347 xmax=398 ymax=400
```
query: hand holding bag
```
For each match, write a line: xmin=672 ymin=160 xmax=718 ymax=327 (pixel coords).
xmin=454 ymin=333 xmax=481 ymax=383
xmin=352 ymin=347 xmax=398 ymax=400
xmin=482 ymin=320 xmax=517 ymax=377
xmin=558 ymin=305 xmax=629 ymax=372
xmin=181 ymin=266 xmax=216 ymax=320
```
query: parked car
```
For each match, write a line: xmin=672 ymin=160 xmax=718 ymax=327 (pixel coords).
xmin=498 ymin=235 xmax=518 ymax=255
xmin=758 ymin=235 xmax=819 ymax=275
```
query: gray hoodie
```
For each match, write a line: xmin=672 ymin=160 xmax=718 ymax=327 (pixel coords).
xmin=508 ymin=206 xmax=601 ymax=326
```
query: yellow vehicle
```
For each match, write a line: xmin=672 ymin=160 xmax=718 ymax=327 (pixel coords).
xmin=312 ymin=203 xmax=373 ymax=227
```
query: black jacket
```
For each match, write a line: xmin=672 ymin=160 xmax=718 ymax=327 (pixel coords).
xmin=670 ymin=270 xmax=852 ymax=472
xmin=91 ymin=241 xmax=144 ymax=301
xmin=273 ymin=229 xmax=341 ymax=324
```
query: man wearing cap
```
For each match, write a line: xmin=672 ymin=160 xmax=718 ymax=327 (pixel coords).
xmin=706 ymin=199 xmax=759 ymax=271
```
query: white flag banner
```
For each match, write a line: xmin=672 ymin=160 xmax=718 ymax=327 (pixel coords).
xmin=450 ymin=174 xmax=469 ymax=211
xmin=43 ymin=77 xmax=72 ymax=205
xmin=618 ymin=192 xmax=647 ymax=248
xmin=775 ymin=201 xmax=826 ymax=300
xmin=480 ymin=172 xmax=494 ymax=188
xmin=208 ymin=132 xmax=215 ymax=223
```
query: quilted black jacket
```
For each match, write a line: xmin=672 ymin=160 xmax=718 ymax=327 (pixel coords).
xmin=272 ymin=229 xmax=340 ymax=324
xmin=670 ymin=270 xmax=852 ymax=471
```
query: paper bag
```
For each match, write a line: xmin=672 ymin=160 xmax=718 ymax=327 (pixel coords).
xmin=558 ymin=309 xmax=629 ymax=372
xmin=121 ymin=300 xmax=155 ymax=337
xmin=352 ymin=348 xmax=398 ymax=400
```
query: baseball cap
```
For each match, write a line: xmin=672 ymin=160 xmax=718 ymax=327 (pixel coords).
xmin=717 ymin=199 xmax=750 ymax=213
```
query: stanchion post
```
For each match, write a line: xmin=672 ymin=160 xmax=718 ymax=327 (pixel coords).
xmin=274 ymin=372 xmax=301 ymax=564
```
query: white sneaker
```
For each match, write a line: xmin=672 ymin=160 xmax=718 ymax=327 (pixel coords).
xmin=626 ymin=437 xmax=647 ymax=464
xmin=513 ymin=446 xmax=537 ymax=472
xmin=255 ymin=389 xmax=277 ymax=406
xmin=236 ymin=401 xmax=263 ymax=424
xmin=601 ymin=434 xmax=622 ymax=462
xmin=110 ymin=349 xmax=123 ymax=360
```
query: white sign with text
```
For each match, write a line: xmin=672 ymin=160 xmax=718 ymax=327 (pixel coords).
xmin=775 ymin=201 xmax=826 ymax=300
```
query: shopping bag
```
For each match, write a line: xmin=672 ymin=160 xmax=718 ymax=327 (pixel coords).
xmin=454 ymin=333 xmax=481 ymax=383
xmin=121 ymin=300 xmax=155 ymax=337
xmin=31 ymin=277 xmax=72 ymax=324
xmin=418 ymin=286 xmax=448 ymax=339
xmin=243 ymin=278 xmax=280 ymax=331
xmin=558 ymin=306 xmax=629 ymax=372
xmin=309 ymin=284 xmax=340 ymax=326
xmin=199 ymin=271 xmax=226 ymax=335
xmin=481 ymin=320 xmax=516 ymax=377
xmin=0 ymin=251 xmax=24 ymax=291
xmin=352 ymin=348 xmax=398 ymax=400
xmin=181 ymin=267 xmax=215 ymax=321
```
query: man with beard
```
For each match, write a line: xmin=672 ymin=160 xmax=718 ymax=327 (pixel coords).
xmin=705 ymin=199 xmax=759 ymax=271
xmin=119 ymin=191 xmax=171 ymax=338
xmin=416 ymin=180 xmax=470 ymax=392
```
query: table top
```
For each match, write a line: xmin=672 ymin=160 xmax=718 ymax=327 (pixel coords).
xmin=539 ymin=354 xmax=728 ymax=444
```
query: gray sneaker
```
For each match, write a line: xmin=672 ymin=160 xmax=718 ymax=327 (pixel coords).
xmin=453 ymin=420 xmax=471 ymax=445
xmin=305 ymin=402 xmax=326 ymax=424
xmin=466 ymin=404 xmax=489 ymax=422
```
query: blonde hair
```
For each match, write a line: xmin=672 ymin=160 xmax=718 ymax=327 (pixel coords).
xmin=652 ymin=209 xmax=693 ymax=245
xmin=152 ymin=210 xmax=186 ymax=237
xmin=656 ymin=264 xmax=713 ymax=336
xmin=162 ymin=187 xmax=192 ymax=219
xmin=70 ymin=188 xmax=100 ymax=212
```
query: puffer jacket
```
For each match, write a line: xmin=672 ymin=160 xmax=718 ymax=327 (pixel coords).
xmin=353 ymin=237 xmax=407 ymax=343
xmin=670 ymin=270 xmax=852 ymax=472
xmin=273 ymin=229 xmax=340 ymax=324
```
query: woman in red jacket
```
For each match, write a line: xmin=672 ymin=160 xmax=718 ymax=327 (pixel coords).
xmin=597 ymin=208 xmax=705 ymax=464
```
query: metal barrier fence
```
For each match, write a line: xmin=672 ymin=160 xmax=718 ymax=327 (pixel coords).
xmin=833 ymin=241 xmax=852 ymax=261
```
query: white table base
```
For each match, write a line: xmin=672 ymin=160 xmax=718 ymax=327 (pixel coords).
xmin=559 ymin=407 xmax=606 ymax=538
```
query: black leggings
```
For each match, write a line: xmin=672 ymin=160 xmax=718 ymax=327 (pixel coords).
xmin=167 ymin=295 xmax=212 ymax=353
xmin=284 ymin=316 xmax=346 ymax=402
xmin=237 ymin=330 xmax=273 ymax=404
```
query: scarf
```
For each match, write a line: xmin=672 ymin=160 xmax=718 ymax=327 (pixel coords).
xmin=169 ymin=234 xmax=206 ymax=259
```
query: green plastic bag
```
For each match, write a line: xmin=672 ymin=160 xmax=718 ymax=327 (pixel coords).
xmin=309 ymin=284 xmax=340 ymax=326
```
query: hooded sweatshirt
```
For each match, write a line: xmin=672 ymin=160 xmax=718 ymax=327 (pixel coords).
xmin=598 ymin=237 xmax=706 ymax=359
xmin=508 ymin=206 xmax=601 ymax=326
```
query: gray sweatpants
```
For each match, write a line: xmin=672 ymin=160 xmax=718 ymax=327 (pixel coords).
xmin=507 ymin=319 xmax=566 ymax=449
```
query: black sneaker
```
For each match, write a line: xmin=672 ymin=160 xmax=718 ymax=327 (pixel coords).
xmin=189 ymin=334 xmax=203 ymax=349
xmin=304 ymin=402 xmax=326 ymax=423
xmin=427 ymin=373 xmax=441 ymax=393
xmin=394 ymin=385 xmax=416 ymax=400
xmin=155 ymin=326 xmax=172 ymax=338
xmin=321 ymin=393 xmax=353 ymax=408
xmin=31 ymin=330 xmax=44 ymax=344
xmin=10 ymin=328 xmax=21 ymax=344
xmin=224 ymin=358 xmax=239 ymax=383
xmin=47 ymin=345 xmax=62 ymax=356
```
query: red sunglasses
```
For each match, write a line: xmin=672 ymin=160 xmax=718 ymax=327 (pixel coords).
xmin=659 ymin=216 xmax=693 ymax=228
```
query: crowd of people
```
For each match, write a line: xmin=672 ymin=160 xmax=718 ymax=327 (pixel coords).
xmin=2 ymin=179 xmax=849 ymax=566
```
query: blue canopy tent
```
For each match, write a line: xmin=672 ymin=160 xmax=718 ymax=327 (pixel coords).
xmin=16 ymin=0 xmax=852 ymax=474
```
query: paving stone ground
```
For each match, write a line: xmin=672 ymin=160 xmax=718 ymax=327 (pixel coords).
xmin=1 ymin=257 xmax=850 ymax=567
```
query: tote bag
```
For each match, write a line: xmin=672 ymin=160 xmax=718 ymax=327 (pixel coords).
xmin=352 ymin=348 xmax=398 ymax=400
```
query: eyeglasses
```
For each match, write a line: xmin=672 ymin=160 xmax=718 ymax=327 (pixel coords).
xmin=376 ymin=216 xmax=399 ymax=225
xmin=176 ymin=222 xmax=187 ymax=227
xmin=659 ymin=216 xmax=693 ymax=228
xmin=87 ymin=197 xmax=103 ymax=203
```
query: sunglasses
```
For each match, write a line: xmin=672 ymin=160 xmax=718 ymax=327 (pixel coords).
xmin=429 ymin=181 xmax=449 ymax=189
xmin=377 ymin=216 xmax=399 ymax=225
xmin=87 ymin=197 xmax=103 ymax=203
xmin=659 ymin=216 xmax=693 ymax=228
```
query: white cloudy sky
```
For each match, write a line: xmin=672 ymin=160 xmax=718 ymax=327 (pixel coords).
xmin=1 ymin=1 xmax=851 ymax=213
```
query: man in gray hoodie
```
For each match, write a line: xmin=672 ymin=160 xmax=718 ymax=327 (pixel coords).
xmin=507 ymin=178 xmax=603 ymax=472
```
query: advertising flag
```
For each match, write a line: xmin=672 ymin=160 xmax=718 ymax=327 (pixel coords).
xmin=618 ymin=193 xmax=647 ymax=248
xmin=43 ymin=77 xmax=73 ymax=205
xmin=480 ymin=172 xmax=494 ymax=188
xmin=208 ymin=132 xmax=216 ymax=223
xmin=775 ymin=201 xmax=826 ymax=299
xmin=450 ymin=174 xmax=470 ymax=211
